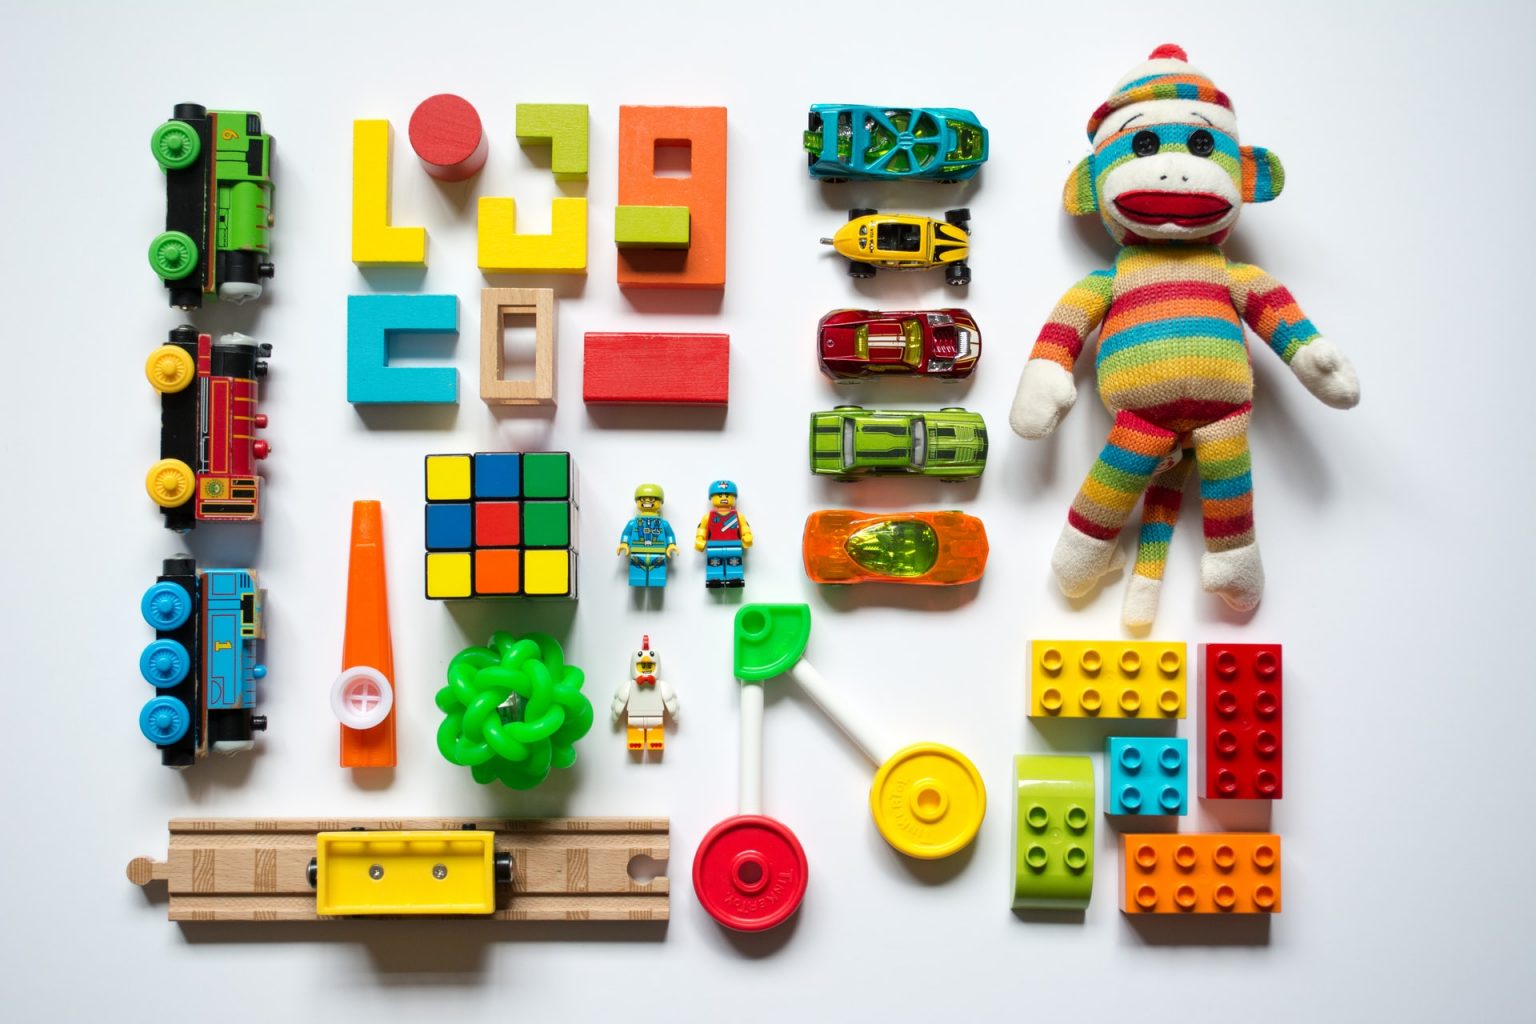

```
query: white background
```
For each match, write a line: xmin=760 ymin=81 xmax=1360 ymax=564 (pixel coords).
xmin=2 ymin=2 xmax=1533 ymax=1021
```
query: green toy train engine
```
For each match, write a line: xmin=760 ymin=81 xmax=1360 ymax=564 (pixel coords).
xmin=148 ymin=104 xmax=274 ymax=309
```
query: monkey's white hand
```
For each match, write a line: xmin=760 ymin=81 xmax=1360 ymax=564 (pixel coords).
xmin=1290 ymin=338 xmax=1360 ymax=409
xmin=1009 ymin=359 xmax=1077 ymax=439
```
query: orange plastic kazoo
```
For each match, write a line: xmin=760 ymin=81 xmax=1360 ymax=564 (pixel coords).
xmin=335 ymin=500 xmax=396 ymax=767
xmin=802 ymin=509 xmax=988 ymax=585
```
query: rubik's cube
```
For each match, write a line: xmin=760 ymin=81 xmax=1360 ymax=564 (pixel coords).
xmin=423 ymin=452 xmax=579 ymax=599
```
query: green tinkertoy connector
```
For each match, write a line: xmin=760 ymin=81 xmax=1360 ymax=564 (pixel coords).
xmin=1012 ymin=755 xmax=1095 ymax=911
xmin=733 ymin=604 xmax=812 ymax=680
xmin=435 ymin=631 xmax=593 ymax=789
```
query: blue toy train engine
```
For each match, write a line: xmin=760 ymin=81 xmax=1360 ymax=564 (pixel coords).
xmin=138 ymin=556 xmax=267 ymax=768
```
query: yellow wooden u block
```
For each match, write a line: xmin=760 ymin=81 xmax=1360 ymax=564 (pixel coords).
xmin=477 ymin=196 xmax=587 ymax=273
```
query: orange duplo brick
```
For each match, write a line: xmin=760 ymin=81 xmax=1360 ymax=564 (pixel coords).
xmin=338 ymin=501 xmax=396 ymax=768
xmin=616 ymin=106 xmax=726 ymax=289
xmin=1120 ymin=833 xmax=1281 ymax=914
xmin=474 ymin=549 xmax=521 ymax=596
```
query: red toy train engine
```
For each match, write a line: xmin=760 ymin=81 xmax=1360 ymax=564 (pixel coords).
xmin=145 ymin=326 xmax=271 ymax=532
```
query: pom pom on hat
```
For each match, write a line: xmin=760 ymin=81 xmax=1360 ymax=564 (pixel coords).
xmin=1148 ymin=43 xmax=1187 ymax=61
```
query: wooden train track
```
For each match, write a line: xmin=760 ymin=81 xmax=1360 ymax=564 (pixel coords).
xmin=127 ymin=817 xmax=669 ymax=922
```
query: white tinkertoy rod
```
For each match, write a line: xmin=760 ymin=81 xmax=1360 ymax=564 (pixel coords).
xmin=736 ymin=654 xmax=897 ymax=813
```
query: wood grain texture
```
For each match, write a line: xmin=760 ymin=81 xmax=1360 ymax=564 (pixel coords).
xmin=128 ymin=817 xmax=669 ymax=922
xmin=583 ymin=332 xmax=728 ymax=405
xmin=480 ymin=288 xmax=556 ymax=406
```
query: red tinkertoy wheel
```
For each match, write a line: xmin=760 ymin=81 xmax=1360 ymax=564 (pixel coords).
xmin=693 ymin=815 xmax=807 ymax=932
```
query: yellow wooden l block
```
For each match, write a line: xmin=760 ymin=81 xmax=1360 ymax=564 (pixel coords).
xmin=477 ymin=196 xmax=587 ymax=273
xmin=352 ymin=120 xmax=428 ymax=266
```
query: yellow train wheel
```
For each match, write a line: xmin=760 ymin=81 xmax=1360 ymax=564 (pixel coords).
xmin=145 ymin=345 xmax=195 ymax=393
xmin=869 ymin=742 xmax=986 ymax=860
xmin=146 ymin=459 xmax=195 ymax=508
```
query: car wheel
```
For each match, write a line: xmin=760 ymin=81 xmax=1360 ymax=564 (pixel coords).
xmin=849 ymin=208 xmax=877 ymax=220
xmin=946 ymin=263 xmax=971 ymax=287
xmin=820 ymin=177 xmax=847 ymax=184
xmin=848 ymin=259 xmax=875 ymax=279
xmin=944 ymin=208 xmax=971 ymax=227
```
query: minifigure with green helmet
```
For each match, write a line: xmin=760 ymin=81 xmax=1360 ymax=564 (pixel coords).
xmin=617 ymin=483 xmax=679 ymax=587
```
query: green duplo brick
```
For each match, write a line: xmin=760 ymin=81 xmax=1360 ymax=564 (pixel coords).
xmin=1012 ymin=755 xmax=1095 ymax=911
xmin=522 ymin=452 xmax=571 ymax=498
xmin=522 ymin=501 xmax=571 ymax=547
xmin=614 ymin=206 xmax=690 ymax=250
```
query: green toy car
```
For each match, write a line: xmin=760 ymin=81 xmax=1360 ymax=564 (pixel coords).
xmin=809 ymin=405 xmax=988 ymax=481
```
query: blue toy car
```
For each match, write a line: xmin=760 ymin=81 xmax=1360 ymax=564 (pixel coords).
xmin=804 ymin=105 xmax=989 ymax=182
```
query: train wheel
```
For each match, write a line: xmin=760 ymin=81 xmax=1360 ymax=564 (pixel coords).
xmin=141 ymin=581 xmax=193 ymax=630
xmin=146 ymin=459 xmax=195 ymax=509
xmin=148 ymin=231 xmax=198 ymax=282
xmin=140 ymin=639 xmax=191 ymax=687
xmin=140 ymin=696 xmax=191 ymax=745
xmin=145 ymin=345 xmax=195 ymax=393
xmin=150 ymin=121 xmax=201 ymax=171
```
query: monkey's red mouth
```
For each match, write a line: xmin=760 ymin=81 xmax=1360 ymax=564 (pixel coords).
xmin=1113 ymin=191 xmax=1232 ymax=227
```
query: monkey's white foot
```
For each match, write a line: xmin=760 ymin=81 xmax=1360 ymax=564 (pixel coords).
xmin=1122 ymin=574 xmax=1163 ymax=629
xmin=1051 ymin=523 xmax=1126 ymax=598
xmin=1201 ymin=543 xmax=1265 ymax=612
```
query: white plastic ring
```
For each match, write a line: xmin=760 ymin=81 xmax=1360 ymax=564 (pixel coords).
xmin=330 ymin=665 xmax=394 ymax=730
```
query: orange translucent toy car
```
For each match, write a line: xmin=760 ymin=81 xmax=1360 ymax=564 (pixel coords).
xmin=802 ymin=509 xmax=988 ymax=585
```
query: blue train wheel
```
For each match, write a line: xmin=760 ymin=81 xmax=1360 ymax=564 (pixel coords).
xmin=140 ymin=696 xmax=191 ymax=745
xmin=140 ymin=639 xmax=191 ymax=687
xmin=141 ymin=581 xmax=193 ymax=630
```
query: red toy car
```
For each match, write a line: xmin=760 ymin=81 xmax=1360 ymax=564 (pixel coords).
xmin=818 ymin=309 xmax=981 ymax=382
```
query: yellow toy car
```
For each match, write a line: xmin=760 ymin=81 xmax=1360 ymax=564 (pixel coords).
xmin=820 ymin=208 xmax=971 ymax=286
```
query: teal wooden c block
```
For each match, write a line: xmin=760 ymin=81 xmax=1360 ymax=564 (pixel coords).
xmin=347 ymin=293 xmax=459 ymax=404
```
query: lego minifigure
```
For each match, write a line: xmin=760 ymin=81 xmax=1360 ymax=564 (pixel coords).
xmin=616 ymin=483 xmax=679 ymax=587
xmin=610 ymin=636 xmax=678 ymax=752
xmin=695 ymin=479 xmax=752 ymax=588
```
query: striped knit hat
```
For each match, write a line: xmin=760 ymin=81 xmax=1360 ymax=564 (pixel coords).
xmin=1086 ymin=44 xmax=1234 ymax=140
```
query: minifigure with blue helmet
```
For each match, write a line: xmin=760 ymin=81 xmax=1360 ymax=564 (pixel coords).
xmin=695 ymin=479 xmax=752 ymax=588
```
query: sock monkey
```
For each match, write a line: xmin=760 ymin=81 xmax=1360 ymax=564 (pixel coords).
xmin=1010 ymin=44 xmax=1359 ymax=627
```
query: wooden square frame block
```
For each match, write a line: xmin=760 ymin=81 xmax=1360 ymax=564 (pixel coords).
xmin=480 ymin=288 xmax=555 ymax=406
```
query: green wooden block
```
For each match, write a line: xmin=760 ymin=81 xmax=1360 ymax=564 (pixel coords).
xmin=1012 ymin=755 xmax=1095 ymax=911
xmin=614 ymin=205 xmax=690 ymax=250
xmin=522 ymin=501 xmax=571 ymax=548
xmin=522 ymin=452 xmax=572 ymax=499
xmin=515 ymin=104 xmax=589 ymax=180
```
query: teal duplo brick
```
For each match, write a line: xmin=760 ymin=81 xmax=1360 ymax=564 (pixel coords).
xmin=1012 ymin=755 xmax=1094 ymax=911
xmin=1105 ymin=737 xmax=1188 ymax=816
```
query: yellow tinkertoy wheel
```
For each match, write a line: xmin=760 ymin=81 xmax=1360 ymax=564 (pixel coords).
xmin=146 ymin=459 xmax=196 ymax=508
xmin=145 ymin=345 xmax=195 ymax=393
xmin=868 ymin=742 xmax=986 ymax=860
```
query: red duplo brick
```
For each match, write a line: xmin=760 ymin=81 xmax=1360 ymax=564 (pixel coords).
xmin=1199 ymin=643 xmax=1283 ymax=799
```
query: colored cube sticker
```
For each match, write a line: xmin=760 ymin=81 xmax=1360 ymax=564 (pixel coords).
xmin=1105 ymin=737 xmax=1188 ymax=816
xmin=1200 ymin=643 xmax=1283 ymax=799
xmin=1029 ymin=640 xmax=1186 ymax=719
xmin=1011 ymin=755 xmax=1094 ymax=911
xmin=424 ymin=452 xmax=579 ymax=599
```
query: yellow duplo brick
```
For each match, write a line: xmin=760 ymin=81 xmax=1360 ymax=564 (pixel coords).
xmin=425 ymin=553 xmax=472 ymax=599
xmin=425 ymin=455 xmax=472 ymax=501
xmin=477 ymin=196 xmax=588 ymax=273
xmin=352 ymin=120 xmax=427 ymax=266
xmin=522 ymin=550 xmax=570 ymax=595
xmin=1029 ymin=640 xmax=1186 ymax=719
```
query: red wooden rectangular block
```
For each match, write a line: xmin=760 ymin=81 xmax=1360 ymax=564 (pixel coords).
xmin=583 ymin=332 xmax=729 ymax=406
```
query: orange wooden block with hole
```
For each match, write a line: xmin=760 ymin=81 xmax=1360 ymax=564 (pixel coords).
xmin=332 ymin=501 xmax=396 ymax=768
xmin=582 ymin=332 xmax=729 ymax=405
xmin=1120 ymin=833 xmax=1281 ymax=914
xmin=616 ymin=106 xmax=726 ymax=289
